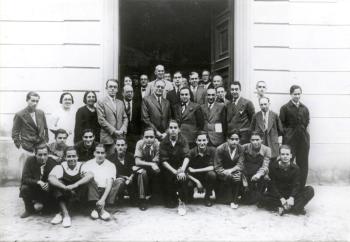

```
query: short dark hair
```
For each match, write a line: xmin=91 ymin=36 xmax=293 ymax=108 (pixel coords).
xmin=59 ymin=92 xmax=74 ymax=104
xmin=26 ymin=91 xmax=40 ymax=101
xmin=82 ymin=129 xmax=95 ymax=137
xmin=115 ymin=137 xmax=126 ymax=144
xmin=251 ymin=131 xmax=264 ymax=139
xmin=173 ymin=71 xmax=182 ymax=76
xmin=231 ymin=81 xmax=241 ymax=90
xmin=168 ymin=119 xmax=179 ymax=127
xmin=196 ymin=131 xmax=208 ymax=139
xmin=259 ymin=96 xmax=270 ymax=104
xmin=95 ymin=143 xmax=106 ymax=152
xmin=34 ymin=144 xmax=48 ymax=154
xmin=290 ymin=85 xmax=302 ymax=94
xmin=106 ymin=79 xmax=118 ymax=88
xmin=63 ymin=146 xmax=77 ymax=158
xmin=180 ymin=86 xmax=190 ymax=93
xmin=83 ymin=91 xmax=97 ymax=104
xmin=227 ymin=129 xmax=241 ymax=139
xmin=279 ymin=144 xmax=292 ymax=153
xmin=143 ymin=127 xmax=155 ymax=136
xmin=54 ymin=129 xmax=69 ymax=139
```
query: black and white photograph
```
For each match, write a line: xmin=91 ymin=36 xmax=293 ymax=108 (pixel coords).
xmin=0 ymin=0 xmax=349 ymax=241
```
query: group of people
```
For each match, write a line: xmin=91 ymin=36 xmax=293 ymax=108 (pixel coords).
xmin=12 ymin=64 xmax=314 ymax=228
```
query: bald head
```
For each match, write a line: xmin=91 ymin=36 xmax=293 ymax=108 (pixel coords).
xmin=123 ymin=85 xmax=134 ymax=101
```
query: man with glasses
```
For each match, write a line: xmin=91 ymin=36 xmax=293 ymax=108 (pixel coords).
xmin=97 ymin=79 xmax=128 ymax=156
xmin=142 ymin=79 xmax=171 ymax=140
xmin=226 ymin=81 xmax=255 ymax=145
xmin=134 ymin=128 xmax=161 ymax=210
xmin=138 ymin=74 xmax=150 ymax=99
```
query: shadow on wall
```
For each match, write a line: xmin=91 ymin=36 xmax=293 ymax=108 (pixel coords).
xmin=1 ymin=140 xmax=350 ymax=186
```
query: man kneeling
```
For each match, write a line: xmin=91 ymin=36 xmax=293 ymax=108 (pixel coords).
xmin=48 ymin=147 xmax=92 ymax=227
xmin=81 ymin=144 xmax=118 ymax=220
xmin=259 ymin=145 xmax=314 ymax=215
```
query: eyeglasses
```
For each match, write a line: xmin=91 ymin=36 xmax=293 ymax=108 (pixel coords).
xmin=66 ymin=155 xmax=77 ymax=158
xmin=144 ymin=136 xmax=155 ymax=139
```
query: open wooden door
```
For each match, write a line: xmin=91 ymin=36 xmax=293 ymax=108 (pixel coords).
xmin=211 ymin=0 xmax=234 ymax=90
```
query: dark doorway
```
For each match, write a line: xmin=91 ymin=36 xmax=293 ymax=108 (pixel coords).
xmin=119 ymin=0 xmax=228 ymax=81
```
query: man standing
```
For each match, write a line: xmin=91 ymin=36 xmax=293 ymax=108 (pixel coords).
xmin=226 ymin=81 xmax=255 ymax=144
xmin=166 ymin=71 xmax=183 ymax=107
xmin=173 ymin=87 xmax=204 ymax=148
xmin=107 ymin=138 xmax=137 ymax=205
xmin=200 ymin=88 xmax=226 ymax=147
xmin=212 ymin=75 xmax=223 ymax=89
xmin=250 ymin=97 xmax=283 ymax=161
xmin=259 ymin=145 xmax=314 ymax=215
xmin=145 ymin=65 xmax=173 ymax=98
xmin=189 ymin=72 xmax=206 ymax=104
xmin=122 ymin=85 xmax=142 ymax=153
xmin=81 ymin=144 xmax=118 ymax=221
xmin=134 ymin=128 xmax=161 ymax=210
xmin=12 ymin=91 xmax=49 ymax=176
xmin=142 ymin=80 xmax=171 ymax=140
xmin=160 ymin=120 xmax=190 ymax=215
xmin=201 ymin=70 xmax=212 ymax=90
xmin=216 ymin=86 xmax=230 ymax=106
xmin=19 ymin=144 xmax=57 ymax=218
xmin=188 ymin=132 xmax=217 ymax=207
xmin=96 ymin=79 xmax=128 ymax=156
xmin=214 ymin=130 xmax=244 ymax=208
xmin=241 ymin=131 xmax=271 ymax=205
xmin=280 ymin=85 xmax=310 ymax=189
xmin=74 ymin=129 xmax=98 ymax=162
xmin=48 ymin=147 xmax=92 ymax=227
xmin=253 ymin=81 xmax=267 ymax=109
xmin=138 ymin=74 xmax=150 ymax=99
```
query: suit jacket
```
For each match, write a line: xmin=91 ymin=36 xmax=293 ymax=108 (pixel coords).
xmin=214 ymin=143 xmax=244 ymax=179
xmin=279 ymin=101 xmax=310 ymax=147
xmin=145 ymin=79 xmax=174 ymax=98
xmin=190 ymin=85 xmax=206 ymax=104
xmin=250 ymin=110 xmax=283 ymax=158
xmin=226 ymin=97 xmax=255 ymax=133
xmin=96 ymin=96 xmax=128 ymax=145
xmin=173 ymin=101 xmax=204 ymax=144
xmin=122 ymin=98 xmax=142 ymax=135
xmin=200 ymin=102 xmax=226 ymax=146
xmin=12 ymin=107 xmax=49 ymax=152
xmin=21 ymin=156 xmax=57 ymax=186
xmin=142 ymin=95 xmax=171 ymax=134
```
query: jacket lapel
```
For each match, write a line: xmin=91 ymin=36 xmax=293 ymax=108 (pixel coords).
xmin=151 ymin=95 xmax=162 ymax=113
xmin=257 ymin=111 xmax=265 ymax=131
xmin=267 ymin=110 xmax=274 ymax=132
xmin=24 ymin=109 xmax=38 ymax=130
xmin=208 ymin=103 xmax=217 ymax=121
xmin=105 ymin=96 xmax=117 ymax=114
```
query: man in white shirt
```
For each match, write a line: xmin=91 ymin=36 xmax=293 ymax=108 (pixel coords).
xmin=81 ymin=144 xmax=118 ymax=220
xmin=48 ymin=147 xmax=92 ymax=227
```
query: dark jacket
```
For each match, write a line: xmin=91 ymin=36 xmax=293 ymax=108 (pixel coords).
xmin=226 ymin=97 xmax=255 ymax=133
xmin=214 ymin=143 xmax=244 ymax=178
xmin=21 ymin=156 xmax=57 ymax=186
xmin=160 ymin=134 xmax=190 ymax=169
xmin=12 ymin=107 xmax=49 ymax=152
xmin=74 ymin=105 xmax=100 ymax=143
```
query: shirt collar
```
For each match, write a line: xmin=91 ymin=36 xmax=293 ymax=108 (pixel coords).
xmin=246 ymin=143 xmax=265 ymax=156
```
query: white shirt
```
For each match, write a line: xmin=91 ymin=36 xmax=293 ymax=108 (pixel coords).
xmin=228 ymin=147 xmax=236 ymax=160
xmin=30 ymin=112 xmax=37 ymax=126
xmin=81 ymin=158 xmax=116 ymax=188
xmin=50 ymin=161 xmax=82 ymax=179
xmin=51 ymin=107 xmax=76 ymax=146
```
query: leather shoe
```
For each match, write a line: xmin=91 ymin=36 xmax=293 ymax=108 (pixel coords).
xmin=204 ymin=199 xmax=213 ymax=207
xmin=139 ymin=200 xmax=147 ymax=211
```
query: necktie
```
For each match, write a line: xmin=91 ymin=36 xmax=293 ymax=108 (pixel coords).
xmin=263 ymin=113 xmax=268 ymax=131
xmin=125 ymin=101 xmax=131 ymax=119
xmin=208 ymin=103 xmax=213 ymax=110
xmin=144 ymin=145 xmax=152 ymax=162
xmin=157 ymin=97 xmax=161 ymax=106
xmin=181 ymin=103 xmax=186 ymax=114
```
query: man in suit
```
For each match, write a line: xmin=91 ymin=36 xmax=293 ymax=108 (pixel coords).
xmin=189 ymin=72 xmax=206 ymax=104
xmin=19 ymin=144 xmax=57 ymax=218
xmin=280 ymin=85 xmax=310 ymax=189
xmin=226 ymin=81 xmax=255 ymax=144
xmin=216 ymin=86 xmax=230 ymax=106
xmin=145 ymin=65 xmax=173 ymax=98
xmin=201 ymin=70 xmax=212 ymax=90
xmin=173 ymin=87 xmax=204 ymax=148
xmin=138 ymin=74 xmax=150 ymax=100
xmin=142 ymin=79 xmax=172 ymax=140
xmin=166 ymin=71 xmax=183 ymax=107
xmin=122 ymin=85 xmax=142 ymax=153
xmin=250 ymin=97 xmax=283 ymax=161
xmin=212 ymin=75 xmax=223 ymax=89
xmin=12 ymin=91 xmax=49 ymax=153
xmin=200 ymin=87 xmax=226 ymax=147
xmin=96 ymin=79 xmax=128 ymax=156
xmin=214 ymin=130 xmax=244 ymax=208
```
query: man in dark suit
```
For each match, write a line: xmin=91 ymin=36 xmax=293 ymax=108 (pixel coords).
xmin=166 ymin=71 xmax=182 ymax=107
xmin=122 ymin=85 xmax=142 ymax=153
xmin=173 ymin=87 xmax=204 ymax=148
xmin=200 ymin=87 xmax=226 ymax=147
xmin=200 ymin=70 xmax=213 ymax=90
xmin=189 ymin=72 xmax=206 ymax=104
xmin=142 ymin=80 xmax=172 ymax=140
xmin=250 ymin=96 xmax=283 ymax=160
xmin=19 ymin=144 xmax=57 ymax=218
xmin=96 ymin=79 xmax=128 ymax=156
xmin=12 ymin=91 xmax=49 ymax=153
xmin=226 ymin=81 xmax=255 ymax=144
xmin=280 ymin=85 xmax=310 ymax=189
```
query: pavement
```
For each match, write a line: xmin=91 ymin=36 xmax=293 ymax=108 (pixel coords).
xmin=0 ymin=185 xmax=349 ymax=242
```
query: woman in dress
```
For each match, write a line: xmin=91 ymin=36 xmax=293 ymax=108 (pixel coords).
xmin=74 ymin=91 xmax=100 ymax=143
